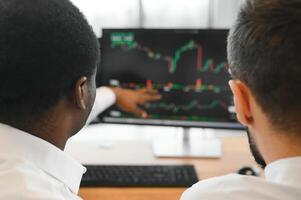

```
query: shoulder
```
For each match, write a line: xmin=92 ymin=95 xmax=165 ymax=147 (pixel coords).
xmin=0 ymin=159 xmax=80 ymax=199
xmin=180 ymin=174 xmax=265 ymax=200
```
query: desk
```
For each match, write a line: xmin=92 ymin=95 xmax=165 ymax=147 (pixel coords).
xmin=66 ymin=125 xmax=255 ymax=200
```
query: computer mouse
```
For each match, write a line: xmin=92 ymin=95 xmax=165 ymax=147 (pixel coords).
xmin=237 ymin=166 xmax=258 ymax=176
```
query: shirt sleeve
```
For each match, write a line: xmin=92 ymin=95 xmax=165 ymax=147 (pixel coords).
xmin=86 ymin=87 xmax=116 ymax=124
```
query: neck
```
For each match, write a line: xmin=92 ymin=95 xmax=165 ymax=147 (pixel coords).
xmin=1 ymin=106 xmax=74 ymax=150
xmin=28 ymin=124 xmax=71 ymax=150
xmin=256 ymin=128 xmax=301 ymax=164
xmin=5 ymin=117 xmax=71 ymax=150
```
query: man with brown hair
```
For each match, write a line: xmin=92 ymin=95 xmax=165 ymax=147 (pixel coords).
xmin=181 ymin=0 xmax=301 ymax=199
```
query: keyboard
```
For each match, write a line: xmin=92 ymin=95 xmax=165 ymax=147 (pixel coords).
xmin=81 ymin=165 xmax=198 ymax=187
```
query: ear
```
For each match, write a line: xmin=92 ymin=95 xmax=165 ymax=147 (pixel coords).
xmin=74 ymin=76 xmax=88 ymax=110
xmin=229 ymin=80 xmax=254 ymax=126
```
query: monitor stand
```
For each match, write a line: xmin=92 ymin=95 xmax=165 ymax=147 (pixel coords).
xmin=152 ymin=128 xmax=222 ymax=158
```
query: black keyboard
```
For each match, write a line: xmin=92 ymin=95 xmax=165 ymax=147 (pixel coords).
xmin=81 ymin=165 xmax=198 ymax=187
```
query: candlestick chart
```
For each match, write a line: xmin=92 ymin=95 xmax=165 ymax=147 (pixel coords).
xmin=98 ymin=29 xmax=237 ymax=125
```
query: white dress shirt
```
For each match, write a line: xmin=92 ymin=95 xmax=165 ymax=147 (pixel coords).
xmin=181 ymin=157 xmax=301 ymax=200
xmin=0 ymin=87 xmax=116 ymax=199
xmin=87 ymin=87 xmax=116 ymax=124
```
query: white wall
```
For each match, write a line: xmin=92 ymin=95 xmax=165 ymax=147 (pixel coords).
xmin=70 ymin=0 xmax=140 ymax=37
xmin=70 ymin=0 xmax=245 ymax=37
xmin=141 ymin=0 xmax=209 ymax=28
xmin=211 ymin=0 xmax=245 ymax=28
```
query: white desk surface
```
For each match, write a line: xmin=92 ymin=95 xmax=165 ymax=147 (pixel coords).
xmin=65 ymin=124 xmax=245 ymax=165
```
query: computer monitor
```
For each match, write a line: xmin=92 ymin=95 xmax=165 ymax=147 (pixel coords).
xmin=97 ymin=29 xmax=243 ymax=130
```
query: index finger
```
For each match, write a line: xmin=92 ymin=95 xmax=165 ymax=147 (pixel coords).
xmin=139 ymin=88 xmax=159 ymax=94
xmin=139 ymin=93 xmax=162 ymax=104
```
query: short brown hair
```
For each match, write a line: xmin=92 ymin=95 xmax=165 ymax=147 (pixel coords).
xmin=228 ymin=0 xmax=301 ymax=132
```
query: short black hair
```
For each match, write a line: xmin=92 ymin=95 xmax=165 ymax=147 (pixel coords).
xmin=228 ymin=0 xmax=301 ymax=132
xmin=0 ymin=0 xmax=99 ymax=122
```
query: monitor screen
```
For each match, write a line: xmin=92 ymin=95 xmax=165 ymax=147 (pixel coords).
xmin=97 ymin=29 xmax=242 ymax=129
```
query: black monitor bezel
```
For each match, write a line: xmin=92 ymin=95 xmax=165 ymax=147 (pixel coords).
xmin=97 ymin=28 xmax=244 ymax=130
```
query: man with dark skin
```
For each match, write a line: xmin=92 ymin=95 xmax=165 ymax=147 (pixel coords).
xmin=0 ymin=0 xmax=159 ymax=198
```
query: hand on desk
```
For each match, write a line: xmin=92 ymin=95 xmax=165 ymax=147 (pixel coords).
xmin=111 ymin=88 xmax=162 ymax=118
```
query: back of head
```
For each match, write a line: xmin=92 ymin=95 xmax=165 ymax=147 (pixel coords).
xmin=228 ymin=0 xmax=301 ymax=132
xmin=0 ymin=0 xmax=99 ymax=125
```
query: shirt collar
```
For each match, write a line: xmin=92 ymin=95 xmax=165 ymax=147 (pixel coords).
xmin=0 ymin=123 xmax=86 ymax=194
xmin=265 ymin=156 xmax=301 ymax=187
